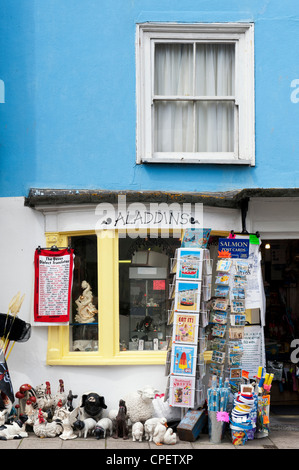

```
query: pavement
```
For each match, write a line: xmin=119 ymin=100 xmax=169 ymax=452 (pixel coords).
xmin=0 ymin=413 xmax=299 ymax=451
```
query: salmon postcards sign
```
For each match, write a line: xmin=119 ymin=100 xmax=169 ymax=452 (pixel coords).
xmin=218 ymin=238 xmax=250 ymax=259
xmin=34 ymin=247 xmax=74 ymax=323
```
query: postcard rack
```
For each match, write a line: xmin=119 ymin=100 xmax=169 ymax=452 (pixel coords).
xmin=164 ymin=243 xmax=212 ymax=410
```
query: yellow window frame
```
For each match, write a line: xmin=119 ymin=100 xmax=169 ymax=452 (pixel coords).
xmin=46 ymin=230 xmax=169 ymax=366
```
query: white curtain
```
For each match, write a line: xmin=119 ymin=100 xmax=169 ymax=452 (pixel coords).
xmin=154 ymin=43 xmax=235 ymax=153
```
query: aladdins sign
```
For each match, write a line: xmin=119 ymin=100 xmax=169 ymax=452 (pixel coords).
xmin=95 ymin=195 xmax=203 ymax=238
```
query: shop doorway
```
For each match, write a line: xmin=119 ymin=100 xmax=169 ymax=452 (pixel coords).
xmin=261 ymin=239 xmax=299 ymax=406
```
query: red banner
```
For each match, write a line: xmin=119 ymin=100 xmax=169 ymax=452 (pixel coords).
xmin=34 ymin=248 xmax=74 ymax=323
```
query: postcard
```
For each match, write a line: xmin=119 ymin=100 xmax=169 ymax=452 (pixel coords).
xmin=235 ymin=259 xmax=250 ymax=275
xmin=212 ymin=298 xmax=229 ymax=311
xmin=172 ymin=312 xmax=199 ymax=345
xmin=229 ymin=327 xmax=244 ymax=340
xmin=177 ymin=248 xmax=203 ymax=281
xmin=233 ymin=275 xmax=247 ymax=287
xmin=215 ymin=273 xmax=230 ymax=285
xmin=181 ymin=228 xmax=211 ymax=249
xmin=214 ymin=285 xmax=230 ymax=298
xmin=231 ymin=299 xmax=246 ymax=313
xmin=230 ymin=314 xmax=246 ymax=326
xmin=174 ymin=280 xmax=201 ymax=312
xmin=231 ymin=287 xmax=246 ymax=300
xmin=170 ymin=344 xmax=197 ymax=376
xmin=216 ymin=259 xmax=232 ymax=272
xmin=168 ymin=375 xmax=195 ymax=408
xmin=210 ymin=311 xmax=228 ymax=325
xmin=211 ymin=324 xmax=227 ymax=338
xmin=211 ymin=350 xmax=226 ymax=364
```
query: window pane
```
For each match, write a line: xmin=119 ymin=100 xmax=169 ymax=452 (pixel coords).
xmin=119 ymin=236 xmax=181 ymax=351
xmin=154 ymin=43 xmax=193 ymax=96
xmin=154 ymin=101 xmax=193 ymax=152
xmin=195 ymin=101 xmax=234 ymax=152
xmin=69 ymin=235 xmax=98 ymax=352
xmin=195 ymin=44 xmax=235 ymax=96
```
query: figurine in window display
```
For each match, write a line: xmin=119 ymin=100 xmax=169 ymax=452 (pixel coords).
xmin=138 ymin=315 xmax=153 ymax=332
xmin=75 ymin=280 xmax=98 ymax=323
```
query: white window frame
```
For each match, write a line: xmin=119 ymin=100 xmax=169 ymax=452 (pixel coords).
xmin=136 ymin=23 xmax=255 ymax=166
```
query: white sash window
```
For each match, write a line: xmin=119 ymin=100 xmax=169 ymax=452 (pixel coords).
xmin=136 ymin=23 xmax=254 ymax=165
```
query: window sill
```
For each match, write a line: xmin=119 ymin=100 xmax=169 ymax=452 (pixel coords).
xmin=47 ymin=350 xmax=167 ymax=366
xmin=139 ymin=157 xmax=254 ymax=166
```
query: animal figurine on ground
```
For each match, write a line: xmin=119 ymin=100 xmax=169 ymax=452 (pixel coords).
xmin=125 ymin=386 xmax=159 ymax=424
xmin=94 ymin=417 xmax=113 ymax=439
xmin=0 ymin=414 xmax=28 ymax=440
xmin=132 ymin=421 xmax=144 ymax=442
xmin=144 ymin=417 xmax=164 ymax=441
xmin=33 ymin=408 xmax=63 ymax=438
xmin=153 ymin=417 xmax=168 ymax=446
xmin=163 ymin=427 xmax=177 ymax=445
xmin=15 ymin=384 xmax=35 ymax=415
xmin=108 ymin=409 xmax=118 ymax=430
xmin=67 ymin=390 xmax=78 ymax=411
xmin=0 ymin=409 xmax=8 ymax=426
xmin=34 ymin=382 xmax=55 ymax=415
xmin=78 ymin=392 xmax=107 ymax=422
xmin=73 ymin=417 xmax=97 ymax=438
xmin=56 ymin=407 xmax=79 ymax=440
xmin=113 ymin=399 xmax=129 ymax=439
xmin=53 ymin=379 xmax=67 ymax=409
xmin=24 ymin=398 xmax=39 ymax=426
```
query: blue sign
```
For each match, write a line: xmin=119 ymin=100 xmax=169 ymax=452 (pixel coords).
xmin=218 ymin=238 xmax=250 ymax=259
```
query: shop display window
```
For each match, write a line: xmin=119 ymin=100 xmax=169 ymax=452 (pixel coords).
xmin=118 ymin=236 xmax=181 ymax=352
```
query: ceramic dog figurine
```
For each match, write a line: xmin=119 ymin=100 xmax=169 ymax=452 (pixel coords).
xmin=113 ymin=399 xmax=129 ymax=439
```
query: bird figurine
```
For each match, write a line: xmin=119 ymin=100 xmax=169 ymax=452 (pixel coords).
xmin=163 ymin=427 xmax=177 ymax=445
xmin=33 ymin=408 xmax=63 ymax=438
xmin=53 ymin=379 xmax=67 ymax=409
xmin=35 ymin=382 xmax=55 ymax=414
xmin=57 ymin=406 xmax=80 ymax=440
xmin=153 ymin=417 xmax=168 ymax=446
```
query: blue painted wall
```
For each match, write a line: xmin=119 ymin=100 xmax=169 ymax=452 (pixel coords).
xmin=0 ymin=0 xmax=299 ymax=197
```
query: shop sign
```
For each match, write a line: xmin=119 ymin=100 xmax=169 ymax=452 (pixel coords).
xmin=95 ymin=195 xmax=203 ymax=236
xmin=218 ymin=238 xmax=250 ymax=259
